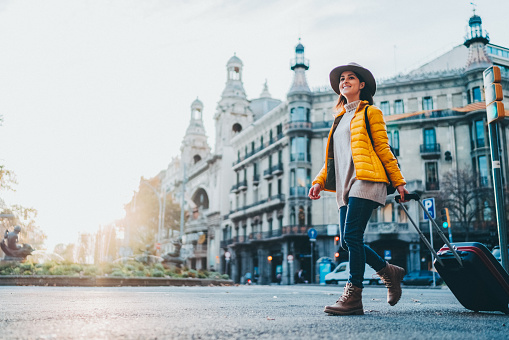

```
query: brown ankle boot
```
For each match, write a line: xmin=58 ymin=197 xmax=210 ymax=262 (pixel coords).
xmin=324 ymin=282 xmax=364 ymax=315
xmin=377 ymin=262 xmax=405 ymax=306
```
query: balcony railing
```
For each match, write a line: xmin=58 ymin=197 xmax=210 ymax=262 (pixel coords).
xmin=238 ymin=180 xmax=247 ymax=191
xmin=290 ymin=186 xmax=310 ymax=196
xmin=231 ymin=183 xmax=240 ymax=193
xmin=284 ymin=121 xmax=312 ymax=133
xmin=253 ymin=174 xmax=260 ymax=185
xmin=263 ymin=168 xmax=273 ymax=179
xmin=420 ymin=143 xmax=441 ymax=159
xmin=272 ymin=163 xmax=283 ymax=175
xmin=290 ymin=153 xmax=310 ymax=162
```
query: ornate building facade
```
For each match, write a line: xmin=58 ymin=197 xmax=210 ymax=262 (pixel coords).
xmin=161 ymin=13 xmax=509 ymax=284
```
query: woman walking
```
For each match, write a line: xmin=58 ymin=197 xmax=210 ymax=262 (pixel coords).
xmin=309 ymin=63 xmax=409 ymax=316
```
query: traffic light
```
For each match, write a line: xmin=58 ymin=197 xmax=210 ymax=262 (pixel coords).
xmin=334 ymin=236 xmax=339 ymax=246
xmin=267 ymin=256 xmax=272 ymax=262
xmin=483 ymin=66 xmax=505 ymax=124
xmin=334 ymin=252 xmax=340 ymax=259
xmin=441 ymin=208 xmax=450 ymax=229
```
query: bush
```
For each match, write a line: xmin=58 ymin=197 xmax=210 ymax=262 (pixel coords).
xmin=152 ymin=270 xmax=164 ymax=277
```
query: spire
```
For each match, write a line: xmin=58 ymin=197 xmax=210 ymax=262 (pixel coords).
xmin=464 ymin=11 xmax=492 ymax=71
xmin=288 ymin=39 xmax=311 ymax=95
xmin=221 ymin=53 xmax=247 ymax=99
xmin=260 ymin=80 xmax=271 ymax=98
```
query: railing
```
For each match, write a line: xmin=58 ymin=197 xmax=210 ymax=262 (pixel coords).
xmin=272 ymin=163 xmax=283 ymax=175
xmin=312 ymin=121 xmax=333 ymax=129
xmin=253 ymin=174 xmax=260 ymax=185
xmin=290 ymin=153 xmax=310 ymax=162
xmin=284 ymin=121 xmax=312 ymax=132
xmin=231 ymin=183 xmax=240 ymax=193
xmin=290 ymin=187 xmax=310 ymax=196
xmin=263 ymin=168 xmax=273 ymax=178
xmin=238 ymin=180 xmax=247 ymax=191
xmin=282 ymin=225 xmax=312 ymax=236
xmin=420 ymin=143 xmax=440 ymax=153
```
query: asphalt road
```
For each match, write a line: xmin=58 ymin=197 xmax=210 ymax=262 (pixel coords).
xmin=0 ymin=284 xmax=507 ymax=339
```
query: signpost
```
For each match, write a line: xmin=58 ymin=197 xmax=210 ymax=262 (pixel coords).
xmin=423 ymin=198 xmax=437 ymax=286
xmin=308 ymin=228 xmax=317 ymax=283
xmin=483 ymin=65 xmax=509 ymax=273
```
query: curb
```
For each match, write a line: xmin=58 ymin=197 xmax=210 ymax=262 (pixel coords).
xmin=0 ymin=275 xmax=234 ymax=287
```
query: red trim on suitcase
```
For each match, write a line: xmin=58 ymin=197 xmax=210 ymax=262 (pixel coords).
xmin=440 ymin=246 xmax=509 ymax=296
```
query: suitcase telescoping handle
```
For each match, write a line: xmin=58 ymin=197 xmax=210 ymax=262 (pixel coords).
xmin=395 ymin=193 xmax=463 ymax=267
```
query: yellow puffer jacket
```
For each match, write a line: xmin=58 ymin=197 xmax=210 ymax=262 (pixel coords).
xmin=312 ymin=100 xmax=405 ymax=192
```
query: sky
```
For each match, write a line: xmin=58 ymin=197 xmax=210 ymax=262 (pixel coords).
xmin=1 ymin=0 xmax=508 ymax=251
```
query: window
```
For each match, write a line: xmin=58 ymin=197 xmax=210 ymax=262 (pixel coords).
xmin=393 ymin=131 xmax=400 ymax=156
xmin=475 ymin=120 xmax=485 ymax=148
xmin=276 ymin=124 xmax=283 ymax=137
xmin=423 ymin=128 xmax=436 ymax=149
xmin=260 ymin=136 xmax=264 ymax=148
xmin=423 ymin=96 xmax=433 ymax=110
xmin=472 ymin=87 xmax=482 ymax=103
xmin=425 ymin=162 xmax=439 ymax=191
xmin=278 ymin=150 xmax=282 ymax=164
xmin=291 ymin=136 xmax=309 ymax=161
xmin=394 ymin=100 xmax=404 ymax=114
xmin=467 ymin=89 xmax=471 ymax=104
xmin=277 ymin=179 xmax=282 ymax=194
xmin=251 ymin=141 xmax=255 ymax=153
xmin=380 ymin=101 xmax=390 ymax=115
xmin=269 ymin=130 xmax=273 ymax=143
xmin=478 ymin=155 xmax=489 ymax=187
xmin=291 ymin=107 xmax=309 ymax=122
xmin=268 ymin=182 xmax=272 ymax=198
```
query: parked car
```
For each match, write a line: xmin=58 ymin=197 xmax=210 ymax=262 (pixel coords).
xmin=325 ymin=261 xmax=380 ymax=285
xmin=402 ymin=270 xmax=443 ymax=286
xmin=492 ymin=246 xmax=509 ymax=264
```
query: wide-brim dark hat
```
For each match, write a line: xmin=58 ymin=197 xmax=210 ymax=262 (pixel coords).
xmin=329 ymin=62 xmax=376 ymax=96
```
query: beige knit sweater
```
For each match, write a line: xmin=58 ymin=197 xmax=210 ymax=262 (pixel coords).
xmin=333 ymin=100 xmax=387 ymax=208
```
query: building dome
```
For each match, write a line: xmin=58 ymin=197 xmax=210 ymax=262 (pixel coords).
xmin=295 ymin=42 xmax=304 ymax=53
xmin=191 ymin=97 xmax=203 ymax=110
xmin=469 ymin=14 xmax=482 ymax=26
xmin=227 ymin=54 xmax=243 ymax=67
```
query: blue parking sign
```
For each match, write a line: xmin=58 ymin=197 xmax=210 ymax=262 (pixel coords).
xmin=422 ymin=198 xmax=435 ymax=220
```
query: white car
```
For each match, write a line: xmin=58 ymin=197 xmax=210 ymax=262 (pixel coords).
xmin=325 ymin=261 xmax=381 ymax=285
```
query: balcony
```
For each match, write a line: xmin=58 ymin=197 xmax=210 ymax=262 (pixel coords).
xmin=420 ymin=143 xmax=441 ymax=159
xmin=238 ymin=180 xmax=248 ymax=191
xmin=252 ymin=174 xmax=260 ymax=186
xmin=282 ymin=225 xmax=312 ymax=236
xmin=284 ymin=121 xmax=312 ymax=134
xmin=229 ymin=194 xmax=286 ymax=221
xmin=426 ymin=182 xmax=440 ymax=191
xmin=263 ymin=168 xmax=273 ymax=179
xmin=290 ymin=186 xmax=310 ymax=197
xmin=290 ymin=153 xmax=310 ymax=162
xmin=230 ymin=183 xmax=240 ymax=193
xmin=272 ymin=163 xmax=283 ymax=175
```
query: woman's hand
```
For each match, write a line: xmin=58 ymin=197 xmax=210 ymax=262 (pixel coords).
xmin=308 ymin=183 xmax=322 ymax=200
xmin=396 ymin=185 xmax=410 ymax=202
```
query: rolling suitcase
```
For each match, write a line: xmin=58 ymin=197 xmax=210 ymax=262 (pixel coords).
xmin=396 ymin=193 xmax=509 ymax=314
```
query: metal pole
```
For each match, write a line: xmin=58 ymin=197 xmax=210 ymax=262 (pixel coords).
xmin=488 ymin=122 xmax=509 ymax=272
xmin=310 ymin=241 xmax=314 ymax=284
xmin=429 ymin=220 xmax=436 ymax=287
xmin=179 ymin=164 xmax=186 ymax=241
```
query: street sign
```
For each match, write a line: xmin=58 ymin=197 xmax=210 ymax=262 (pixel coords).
xmin=287 ymin=255 xmax=294 ymax=263
xmin=384 ymin=250 xmax=392 ymax=260
xmin=307 ymin=228 xmax=317 ymax=241
xmin=422 ymin=198 xmax=436 ymax=220
xmin=224 ymin=251 xmax=231 ymax=260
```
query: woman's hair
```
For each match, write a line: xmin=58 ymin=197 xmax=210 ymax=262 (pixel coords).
xmin=334 ymin=72 xmax=374 ymax=111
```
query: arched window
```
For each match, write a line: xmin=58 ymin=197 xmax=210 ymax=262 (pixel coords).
xmin=193 ymin=155 xmax=201 ymax=164
xmin=192 ymin=188 xmax=209 ymax=210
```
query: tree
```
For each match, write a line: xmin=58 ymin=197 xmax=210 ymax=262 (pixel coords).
xmin=0 ymin=165 xmax=17 ymax=192
xmin=436 ymin=166 xmax=492 ymax=241
xmin=121 ymin=176 xmax=182 ymax=254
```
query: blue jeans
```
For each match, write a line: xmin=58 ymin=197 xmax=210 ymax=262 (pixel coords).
xmin=339 ymin=197 xmax=387 ymax=288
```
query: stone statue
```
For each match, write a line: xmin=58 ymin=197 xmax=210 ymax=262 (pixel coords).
xmin=162 ymin=240 xmax=184 ymax=268
xmin=1 ymin=226 xmax=34 ymax=262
